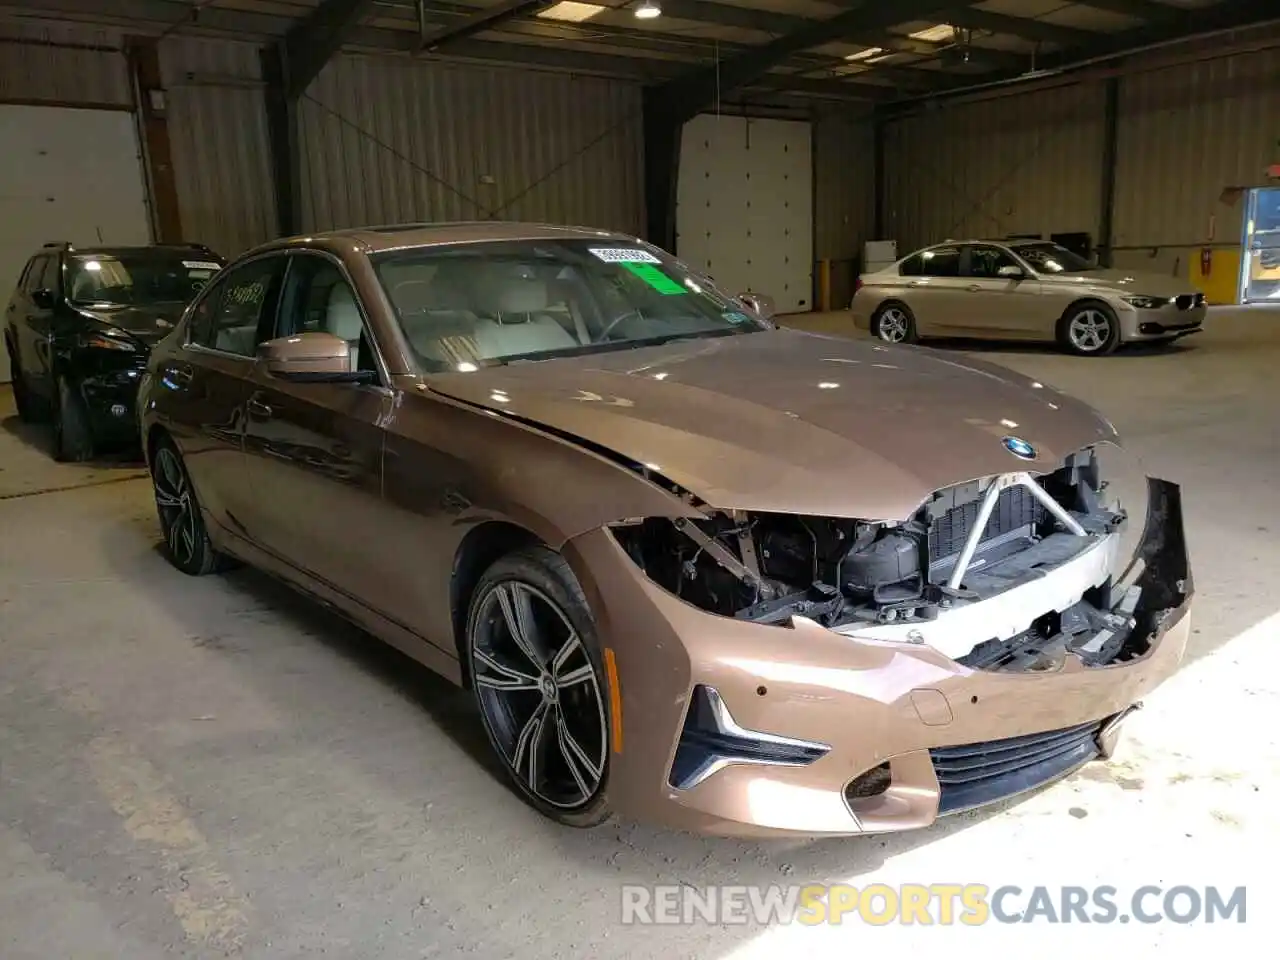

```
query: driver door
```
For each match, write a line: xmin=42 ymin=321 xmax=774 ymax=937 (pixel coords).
xmin=954 ymin=244 xmax=1046 ymax=338
xmin=240 ymin=252 xmax=398 ymax=615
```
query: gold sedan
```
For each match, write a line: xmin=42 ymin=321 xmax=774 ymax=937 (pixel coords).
xmin=852 ymin=239 xmax=1205 ymax=355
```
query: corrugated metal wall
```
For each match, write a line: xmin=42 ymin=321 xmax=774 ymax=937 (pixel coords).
xmin=1113 ymin=46 xmax=1280 ymax=276
xmin=296 ymin=53 xmax=644 ymax=235
xmin=0 ymin=20 xmax=130 ymax=107
xmin=813 ymin=110 xmax=876 ymax=307
xmin=882 ymin=84 xmax=1106 ymax=252
xmin=159 ymin=38 xmax=277 ymax=258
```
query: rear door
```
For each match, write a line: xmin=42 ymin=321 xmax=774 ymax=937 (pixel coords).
xmin=240 ymin=252 xmax=396 ymax=613
xmin=12 ymin=254 xmax=57 ymax=397
xmin=955 ymin=244 xmax=1047 ymax=338
xmin=899 ymin=245 xmax=965 ymax=334
xmin=155 ymin=255 xmax=286 ymax=534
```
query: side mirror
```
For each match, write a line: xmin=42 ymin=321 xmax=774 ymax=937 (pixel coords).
xmin=738 ymin=292 xmax=777 ymax=321
xmin=997 ymin=265 xmax=1025 ymax=279
xmin=31 ymin=288 xmax=55 ymax=309
xmin=258 ymin=332 xmax=369 ymax=383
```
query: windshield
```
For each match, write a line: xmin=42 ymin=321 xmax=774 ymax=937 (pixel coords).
xmin=66 ymin=252 xmax=222 ymax=307
xmin=372 ymin=239 xmax=767 ymax=371
xmin=1013 ymin=243 xmax=1094 ymax=274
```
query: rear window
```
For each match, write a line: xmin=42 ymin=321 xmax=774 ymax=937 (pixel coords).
xmin=900 ymin=246 xmax=960 ymax=278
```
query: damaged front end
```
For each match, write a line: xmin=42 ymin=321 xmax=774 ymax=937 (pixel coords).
xmin=609 ymin=442 xmax=1191 ymax=670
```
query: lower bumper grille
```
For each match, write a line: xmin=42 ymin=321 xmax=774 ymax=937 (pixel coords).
xmin=930 ymin=719 xmax=1105 ymax=815
xmin=929 ymin=484 xmax=1043 ymax=562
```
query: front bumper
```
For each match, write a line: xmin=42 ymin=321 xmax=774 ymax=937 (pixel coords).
xmin=72 ymin=354 xmax=148 ymax=441
xmin=565 ymin=479 xmax=1192 ymax=837
xmin=1118 ymin=301 xmax=1206 ymax=341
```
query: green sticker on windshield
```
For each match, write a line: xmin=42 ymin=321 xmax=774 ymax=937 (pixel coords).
xmin=622 ymin=262 xmax=687 ymax=295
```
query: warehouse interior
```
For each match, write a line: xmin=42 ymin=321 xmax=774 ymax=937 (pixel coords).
xmin=1 ymin=1 xmax=1277 ymax=957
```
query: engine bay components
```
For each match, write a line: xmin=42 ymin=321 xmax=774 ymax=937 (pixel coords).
xmin=609 ymin=444 xmax=1169 ymax=669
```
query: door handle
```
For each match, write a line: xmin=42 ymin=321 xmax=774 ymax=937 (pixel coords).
xmin=166 ymin=364 xmax=194 ymax=386
xmin=908 ymin=281 xmax=924 ymax=288
xmin=247 ymin=395 xmax=273 ymax=420
xmin=967 ymin=284 xmax=983 ymax=292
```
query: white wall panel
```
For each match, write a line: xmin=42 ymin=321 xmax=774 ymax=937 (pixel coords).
xmin=677 ymin=114 xmax=813 ymax=313
xmin=297 ymin=53 xmax=644 ymax=236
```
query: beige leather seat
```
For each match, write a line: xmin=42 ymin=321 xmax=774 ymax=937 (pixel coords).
xmin=325 ymin=283 xmax=364 ymax=369
xmin=472 ymin=272 xmax=577 ymax=360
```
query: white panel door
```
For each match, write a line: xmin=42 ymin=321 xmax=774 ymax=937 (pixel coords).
xmin=0 ymin=105 xmax=151 ymax=383
xmin=676 ymin=114 xmax=813 ymax=314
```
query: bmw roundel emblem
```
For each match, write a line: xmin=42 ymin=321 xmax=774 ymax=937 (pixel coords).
xmin=1002 ymin=435 xmax=1037 ymax=460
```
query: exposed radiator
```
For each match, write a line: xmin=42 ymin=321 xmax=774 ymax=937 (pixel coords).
xmin=929 ymin=483 xmax=1044 ymax=562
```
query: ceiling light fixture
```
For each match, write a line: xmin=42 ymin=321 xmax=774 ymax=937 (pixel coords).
xmin=634 ymin=0 xmax=661 ymax=19
xmin=908 ymin=23 xmax=955 ymax=43
xmin=844 ymin=46 xmax=884 ymax=62
xmin=538 ymin=1 xmax=605 ymax=22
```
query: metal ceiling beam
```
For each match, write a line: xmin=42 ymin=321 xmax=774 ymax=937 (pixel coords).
xmin=948 ymin=9 xmax=1097 ymax=46
xmin=416 ymin=0 xmax=554 ymax=53
xmin=1073 ymin=0 xmax=1183 ymax=20
xmin=649 ymin=0 xmax=959 ymax=125
xmin=282 ymin=0 xmax=376 ymax=98
xmin=913 ymin=0 xmax=1278 ymax=104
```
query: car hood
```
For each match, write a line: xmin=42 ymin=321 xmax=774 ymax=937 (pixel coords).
xmin=428 ymin=329 xmax=1117 ymax=520
xmin=76 ymin=303 xmax=186 ymax=343
xmin=1039 ymin=269 xmax=1195 ymax=297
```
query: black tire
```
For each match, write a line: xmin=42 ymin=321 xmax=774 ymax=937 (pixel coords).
xmin=5 ymin=341 xmax=41 ymax=424
xmin=150 ymin=438 xmax=230 ymax=576
xmin=870 ymin=301 xmax=918 ymax=344
xmin=466 ymin=546 xmax=613 ymax=828
xmin=1057 ymin=302 xmax=1120 ymax=356
xmin=53 ymin=376 xmax=95 ymax=462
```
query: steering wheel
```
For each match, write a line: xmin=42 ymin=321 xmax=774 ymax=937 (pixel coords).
xmin=596 ymin=308 xmax=643 ymax=343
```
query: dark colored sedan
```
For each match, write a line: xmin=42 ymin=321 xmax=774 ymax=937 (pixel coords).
xmin=3 ymin=242 xmax=224 ymax=460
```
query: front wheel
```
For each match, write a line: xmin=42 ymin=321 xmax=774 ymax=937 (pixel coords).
xmin=466 ymin=546 xmax=612 ymax=827
xmin=53 ymin=377 xmax=95 ymax=462
xmin=1058 ymin=304 xmax=1120 ymax=356
xmin=870 ymin=302 xmax=917 ymax=344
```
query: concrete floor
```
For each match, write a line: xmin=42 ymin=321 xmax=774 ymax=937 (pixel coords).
xmin=2 ymin=311 xmax=1277 ymax=957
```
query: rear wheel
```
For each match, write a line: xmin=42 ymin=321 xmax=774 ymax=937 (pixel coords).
xmin=151 ymin=439 xmax=229 ymax=576
xmin=1058 ymin=303 xmax=1120 ymax=356
xmin=53 ymin=377 xmax=95 ymax=462
xmin=466 ymin=546 xmax=612 ymax=827
xmin=5 ymin=342 xmax=41 ymax=423
xmin=870 ymin=302 xmax=917 ymax=344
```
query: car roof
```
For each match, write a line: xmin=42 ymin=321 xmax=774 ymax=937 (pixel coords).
xmin=247 ymin=221 xmax=643 ymax=258
xmin=47 ymin=244 xmax=222 ymax=258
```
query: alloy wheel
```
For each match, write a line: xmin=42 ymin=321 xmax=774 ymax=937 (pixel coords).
xmin=1068 ymin=310 xmax=1112 ymax=352
xmin=471 ymin=581 xmax=607 ymax=810
xmin=877 ymin=307 xmax=910 ymax=343
xmin=153 ymin=447 xmax=200 ymax=568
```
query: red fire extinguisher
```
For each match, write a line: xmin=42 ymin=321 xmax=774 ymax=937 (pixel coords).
xmin=1200 ymin=247 xmax=1212 ymax=276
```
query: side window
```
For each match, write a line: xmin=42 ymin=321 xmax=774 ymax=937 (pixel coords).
xmin=41 ymin=255 xmax=62 ymax=293
xmin=23 ymin=256 xmax=49 ymax=293
xmin=188 ymin=258 xmax=284 ymax=357
xmin=916 ymin=245 xmax=961 ymax=278
xmin=276 ymin=255 xmax=376 ymax=374
xmin=899 ymin=254 xmax=924 ymax=277
xmin=965 ymin=245 xmax=1021 ymax=279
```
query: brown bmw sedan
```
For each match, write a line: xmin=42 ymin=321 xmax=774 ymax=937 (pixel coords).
xmin=137 ymin=223 xmax=1193 ymax=837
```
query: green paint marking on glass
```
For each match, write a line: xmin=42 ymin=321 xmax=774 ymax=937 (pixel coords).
xmin=623 ymin=262 xmax=687 ymax=295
